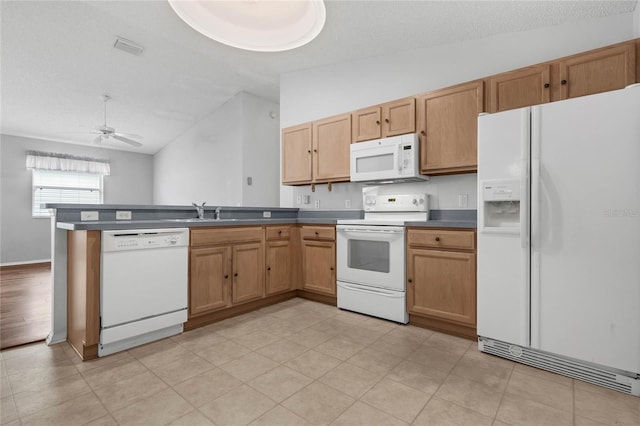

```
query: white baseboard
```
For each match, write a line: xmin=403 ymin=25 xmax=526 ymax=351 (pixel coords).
xmin=0 ymin=259 xmax=51 ymax=267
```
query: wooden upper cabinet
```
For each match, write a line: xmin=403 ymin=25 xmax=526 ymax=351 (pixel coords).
xmin=282 ymin=123 xmax=312 ymax=184
xmin=312 ymin=113 xmax=351 ymax=182
xmin=352 ymin=97 xmax=415 ymax=142
xmin=352 ymin=106 xmax=382 ymax=142
xmin=417 ymin=80 xmax=484 ymax=174
xmin=382 ymin=97 xmax=416 ymax=137
xmin=558 ymin=42 xmax=636 ymax=100
xmin=488 ymin=64 xmax=551 ymax=113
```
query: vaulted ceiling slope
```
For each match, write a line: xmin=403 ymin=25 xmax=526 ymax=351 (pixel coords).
xmin=1 ymin=1 xmax=636 ymax=154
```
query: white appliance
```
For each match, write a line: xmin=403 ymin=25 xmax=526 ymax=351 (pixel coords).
xmin=100 ymin=228 xmax=189 ymax=356
xmin=337 ymin=191 xmax=429 ymax=323
xmin=477 ymin=86 xmax=640 ymax=395
xmin=350 ymin=133 xmax=429 ymax=183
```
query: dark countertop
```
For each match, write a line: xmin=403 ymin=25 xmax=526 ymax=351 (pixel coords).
xmin=56 ymin=217 xmax=341 ymax=231
xmin=52 ymin=206 xmax=476 ymax=231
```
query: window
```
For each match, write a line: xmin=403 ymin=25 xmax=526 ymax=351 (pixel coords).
xmin=32 ymin=169 xmax=103 ymax=217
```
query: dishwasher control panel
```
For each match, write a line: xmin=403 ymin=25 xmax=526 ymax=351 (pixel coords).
xmin=102 ymin=228 xmax=189 ymax=252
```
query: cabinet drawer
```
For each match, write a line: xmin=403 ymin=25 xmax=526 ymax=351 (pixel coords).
xmin=407 ymin=229 xmax=475 ymax=251
xmin=301 ymin=226 xmax=335 ymax=241
xmin=266 ymin=226 xmax=290 ymax=240
xmin=191 ymin=227 xmax=263 ymax=247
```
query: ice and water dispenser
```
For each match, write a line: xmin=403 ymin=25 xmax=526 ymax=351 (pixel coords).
xmin=480 ymin=179 xmax=522 ymax=232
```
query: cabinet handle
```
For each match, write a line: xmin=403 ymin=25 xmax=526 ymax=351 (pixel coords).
xmin=420 ymin=130 xmax=426 ymax=136
xmin=315 ymin=231 xmax=319 ymax=235
xmin=267 ymin=267 xmax=271 ymax=271
xmin=313 ymin=149 xmax=318 ymax=153
xmin=544 ymin=83 xmax=550 ymax=88
xmin=234 ymin=272 xmax=238 ymax=277
xmin=330 ymin=267 xmax=334 ymax=271
xmin=561 ymin=80 xmax=567 ymax=85
xmin=278 ymin=230 xmax=282 ymax=234
xmin=224 ymin=274 xmax=229 ymax=279
xmin=435 ymin=237 xmax=440 ymax=242
xmin=307 ymin=150 xmax=311 ymax=153
xmin=385 ymin=118 xmax=390 ymax=123
xmin=376 ymin=120 xmax=380 ymax=125
xmin=408 ymin=278 xmax=413 ymax=283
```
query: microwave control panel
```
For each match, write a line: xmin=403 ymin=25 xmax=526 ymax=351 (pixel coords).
xmin=400 ymin=144 xmax=414 ymax=173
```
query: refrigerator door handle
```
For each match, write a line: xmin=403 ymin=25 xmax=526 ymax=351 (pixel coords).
xmin=530 ymin=107 xmax=541 ymax=348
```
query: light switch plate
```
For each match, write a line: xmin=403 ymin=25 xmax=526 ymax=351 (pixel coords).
xmin=314 ymin=200 xmax=320 ymax=209
xmin=296 ymin=195 xmax=302 ymax=205
xmin=345 ymin=199 xmax=351 ymax=209
xmin=116 ymin=211 xmax=132 ymax=220
xmin=80 ymin=211 xmax=99 ymax=221
xmin=263 ymin=211 xmax=271 ymax=218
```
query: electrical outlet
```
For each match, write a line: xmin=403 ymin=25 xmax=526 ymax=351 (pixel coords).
xmin=80 ymin=211 xmax=99 ymax=221
xmin=345 ymin=199 xmax=351 ymax=209
xmin=303 ymin=195 xmax=311 ymax=204
xmin=458 ymin=194 xmax=468 ymax=208
xmin=263 ymin=211 xmax=271 ymax=218
xmin=314 ymin=200 xmax=320 ymax=209
xmin=296 ymin=195 xmax=302 ymax=205
xmin=116 ymin=211 xmax=132 ymax=220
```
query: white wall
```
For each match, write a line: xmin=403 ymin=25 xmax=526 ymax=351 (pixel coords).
xmin=279 ymin=12 xmax=636 ymax=210
xmin=154 ymin=92 xmax=280 ymax=207
xmin=241 ymin=94 xmax=280 ymax=207
xmin=0 ymin=134 xmax=153 ymax=264
xmin=634 ymin=0 xmax=640 ymax=36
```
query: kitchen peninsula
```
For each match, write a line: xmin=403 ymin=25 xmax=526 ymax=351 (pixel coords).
xmin=47 ymin=204 xmax=476 ymax=360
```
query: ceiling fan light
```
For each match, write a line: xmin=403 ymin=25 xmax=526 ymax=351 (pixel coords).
xmin=168 ymin=0 xmax=326 ymax=52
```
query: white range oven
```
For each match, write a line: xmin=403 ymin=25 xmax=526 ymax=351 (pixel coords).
xmin=336 ymin=192 xmax=428 ymax=323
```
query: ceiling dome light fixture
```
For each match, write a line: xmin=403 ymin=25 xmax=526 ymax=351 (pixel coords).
xmin=168 ymin=0 xmax=326 ymax=52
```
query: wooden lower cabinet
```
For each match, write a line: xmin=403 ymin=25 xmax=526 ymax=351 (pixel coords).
xmin=265 ymin=239 xmax=292 ymax=295
xmin=190 ymin=246 xmax=231 ymax=316
xmin=231 ymin=242 xmax=264 ymax=304
xmin=300 ymin=225 xmax=336 ymax=297
xmin=406 ymin=228 xmax=477 ymax=339
xmin=189 ymin=227 xmax=265 ymax=319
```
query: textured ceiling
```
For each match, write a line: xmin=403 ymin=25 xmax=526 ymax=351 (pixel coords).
xmin=1 ymin=0 xmax=636 ymax=154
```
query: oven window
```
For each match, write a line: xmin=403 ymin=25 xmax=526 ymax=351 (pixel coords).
xmin=356 ymin=153 xmax=394 ymax=173
xmin=348 ymin=239 xmax=390 ymax=273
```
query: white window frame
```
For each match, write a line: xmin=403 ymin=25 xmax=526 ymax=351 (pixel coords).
xmin=31 ymin=169 xmax=104 ymax=218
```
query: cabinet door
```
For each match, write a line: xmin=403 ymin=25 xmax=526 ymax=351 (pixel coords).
xmin=352 ymin=106 xmax=381 ymax=142
xmin=417 ymin=80 xmax=483 ymax=174
xmin=488 ymin=64 xmax=551 ymax=113
xmin=302 ymin=240 xmax=336 ymax=296
xmin=407 ymin=248 xmax=476 ymax=326
xmin=231 ymin=242 xmax=264 ymax=304
xmin=312 ymin=114 xmax=351 ymax=182
xmin=189 ymin=246 xmax=231 ymax=317
xmin=559 ymin=43 xmax=636 ymax=100
xmin=282 ymin=123 xmax=312 ymax=184
xmin=265 ymin=240 xmax=292 ymax=295
xmin=381 ymin=97 xmax=416 ymax=137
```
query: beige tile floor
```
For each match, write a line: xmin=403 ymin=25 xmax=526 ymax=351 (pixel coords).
xmin=1 ymin=298 xmax=638 ymax=426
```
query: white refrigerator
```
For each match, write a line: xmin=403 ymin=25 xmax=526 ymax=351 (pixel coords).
xmin=477 ymin=85 xmax=640 ymax=396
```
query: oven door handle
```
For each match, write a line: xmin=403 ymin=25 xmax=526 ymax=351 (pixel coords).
xmin=338 ymin=228 xmax=404 ymax=234
xmin=339 ymin=283 xmax=401 ymax=297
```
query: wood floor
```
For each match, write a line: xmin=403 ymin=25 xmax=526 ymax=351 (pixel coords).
xmin=0 ymin=262 xmax=51 ymax=349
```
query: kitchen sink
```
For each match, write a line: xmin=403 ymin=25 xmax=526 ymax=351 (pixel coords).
xmin=161 ymin=218 xmax=239 ymax=222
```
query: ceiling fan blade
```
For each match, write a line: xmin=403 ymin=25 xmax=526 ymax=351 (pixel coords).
xmin=112 ymin=134 xmax=143 ymax=147
xmin=116 ymin=132 xmax=142 ymax=139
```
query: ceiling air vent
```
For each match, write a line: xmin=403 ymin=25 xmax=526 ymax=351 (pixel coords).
xmin=113 ymin=37 xmax=144 ymax=56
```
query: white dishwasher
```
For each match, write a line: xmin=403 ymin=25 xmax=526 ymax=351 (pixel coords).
xmin=100 ymin=228 xmax=189 ymax=357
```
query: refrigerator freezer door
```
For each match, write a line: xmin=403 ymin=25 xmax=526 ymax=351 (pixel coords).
xmin=531 ymin=87 xmax=640 ymax=374
xmin=477 ymin=108 xmax=530 ymax=346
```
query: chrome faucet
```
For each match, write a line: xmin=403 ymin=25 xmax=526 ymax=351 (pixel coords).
xmin=214 ymin=207 xmax=221 ymax=220
xmin=192 ymin=202 xmax=206 ymax=219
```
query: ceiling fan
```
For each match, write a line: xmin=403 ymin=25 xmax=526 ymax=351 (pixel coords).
xmin=93 ymin=95 xmax=142 ymax=147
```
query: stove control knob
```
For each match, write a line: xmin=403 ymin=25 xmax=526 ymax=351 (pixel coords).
xmin=419 ymin=198 xmax=424 ymax=204
xmin=412 ymin=198 xmax=418 ymax=205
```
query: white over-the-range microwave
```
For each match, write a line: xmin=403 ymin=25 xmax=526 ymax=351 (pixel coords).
xmin=350 ymin=133 xmax=429 ymax=183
